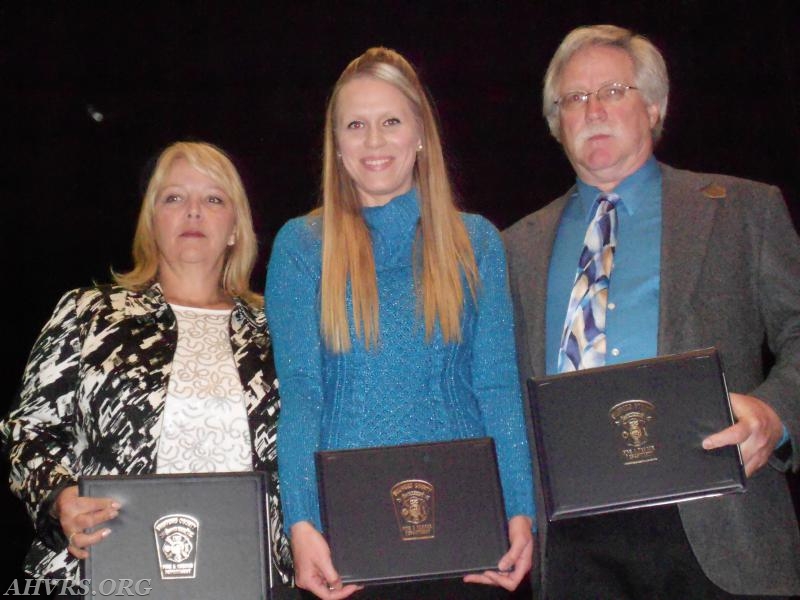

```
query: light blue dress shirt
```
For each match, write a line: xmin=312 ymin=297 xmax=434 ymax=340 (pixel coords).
xmin=546 ymin=157 xmax=662 ymax=375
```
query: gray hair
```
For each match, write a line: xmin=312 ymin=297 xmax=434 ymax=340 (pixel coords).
xmin=543 ymin=24 xmax=669 ymax=141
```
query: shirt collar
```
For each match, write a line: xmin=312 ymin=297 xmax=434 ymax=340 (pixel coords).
xmin=575 ymin=156 xmax=661 ymax=222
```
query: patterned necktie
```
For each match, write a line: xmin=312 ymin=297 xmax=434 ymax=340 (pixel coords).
xmin=558 ymin=193 xmax=620 ymax=372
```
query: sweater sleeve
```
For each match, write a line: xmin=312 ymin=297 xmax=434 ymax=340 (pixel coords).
xmin=265 ymin=218 xmax=326 ymax=532
xmin=467 ymin=216 xmax=536 ymax=521
xmin=1 ymin=289 xmax=83 ymax=549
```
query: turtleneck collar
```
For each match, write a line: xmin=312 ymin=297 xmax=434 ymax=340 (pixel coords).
xmin=360 ymin=188 xmax=420 ymax=268
xmin=361 ymin=188 xmax=420 ymax=231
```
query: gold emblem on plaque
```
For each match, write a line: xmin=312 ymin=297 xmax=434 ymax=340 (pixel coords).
xmin=391 ymin=479 xmax=435 ymax=541
xmin=609 ymin=400 xmax=658 ymax=465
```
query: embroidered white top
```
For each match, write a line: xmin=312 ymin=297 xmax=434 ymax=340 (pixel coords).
xmin=156 ymin=305 xmax=252 ymax=473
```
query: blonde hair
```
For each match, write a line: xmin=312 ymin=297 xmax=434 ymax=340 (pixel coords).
xmin=318 ymin=47 xmax=478 ymax=353
xmin=543 ymin=24 xmax=669 ymax=141
xmin=114 ymin=141 xmax=262 ymax=306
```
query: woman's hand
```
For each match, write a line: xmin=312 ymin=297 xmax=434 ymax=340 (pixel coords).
xmin=290 ymin=521 xmax=362 ymax=599
xmin=463 ymin=514 xmax=534 ymax=591
xmin=54 ymin=485 xmax=120 ymax=559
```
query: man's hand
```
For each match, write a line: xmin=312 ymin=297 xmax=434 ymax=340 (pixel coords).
xmin=702 ymin=392 xmax=784 ymax=476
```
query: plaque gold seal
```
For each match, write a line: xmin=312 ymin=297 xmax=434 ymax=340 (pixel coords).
xmin=391 ymin=479 xmax=435 ymax=541
xmin=609 ymin=400 xmax=658 ymax=465
xmin=153 ymin=514 xmax=199 ymax=579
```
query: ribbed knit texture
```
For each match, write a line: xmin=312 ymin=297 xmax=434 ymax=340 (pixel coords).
xmin=266 ymin=189 xmax=535 ymax=531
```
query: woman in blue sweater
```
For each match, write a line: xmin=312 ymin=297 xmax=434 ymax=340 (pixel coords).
xmin=266 ymin=47 xmax=535 ymax=600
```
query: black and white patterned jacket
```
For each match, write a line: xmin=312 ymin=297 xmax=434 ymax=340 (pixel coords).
xmin=1 ymin=283 xmax=293 ymax=583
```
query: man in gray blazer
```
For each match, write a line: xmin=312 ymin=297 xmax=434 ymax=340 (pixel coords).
xmin=504 ymin=24 xmax=800 ymax=598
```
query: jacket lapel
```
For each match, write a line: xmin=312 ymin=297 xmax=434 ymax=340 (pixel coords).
xmin=229 ymin=300 xmax=271 ymax=417
xmin=658 ymin=163 xmax=719 ymax=354
xmin=526 ymin=192 xmax=572 ymax=376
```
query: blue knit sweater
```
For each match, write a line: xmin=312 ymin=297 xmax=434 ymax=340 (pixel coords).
xmin=266 ymin=189 xmax=535 ymax=532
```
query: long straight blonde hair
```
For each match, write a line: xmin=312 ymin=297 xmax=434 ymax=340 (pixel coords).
xmin=318 ymin=47 xmax=478 ymax=353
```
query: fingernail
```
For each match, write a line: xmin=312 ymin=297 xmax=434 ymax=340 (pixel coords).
xmin=101 ymin=528 xmax=112 ymax=538
xmin=111 ymin=501 xmax=121 ymax=509
xmin=702 ymin=439 xmax=713 ymax=449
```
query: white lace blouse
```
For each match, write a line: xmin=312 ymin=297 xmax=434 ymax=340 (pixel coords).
xmin=156 ymin=304 xmax=253 ymax=474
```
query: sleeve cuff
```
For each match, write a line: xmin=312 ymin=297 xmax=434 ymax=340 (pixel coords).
xmin=776 ymin=424 xmax=789 ymax=450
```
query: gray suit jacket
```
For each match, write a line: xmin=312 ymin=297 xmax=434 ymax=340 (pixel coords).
xmin=504 ymin=163 xmax=800 ymax=595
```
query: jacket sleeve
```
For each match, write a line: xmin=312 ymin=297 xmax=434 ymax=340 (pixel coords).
xmin=1 ymin=289 xmax=84 ymax=549
xmin=747 ymin=188 xmax=800 ymax=472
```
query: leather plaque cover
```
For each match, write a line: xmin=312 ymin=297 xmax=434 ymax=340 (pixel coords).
xmin=78 ymin=471 xmax=273 ymax=599
xmin=528 ymin=348 xmax=746 ymax=521
xmin=316 ymin=437 xmax=508 ymax=585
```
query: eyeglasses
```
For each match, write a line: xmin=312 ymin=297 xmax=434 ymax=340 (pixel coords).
xmin=555 ymin=83 xmax=639 ymax=111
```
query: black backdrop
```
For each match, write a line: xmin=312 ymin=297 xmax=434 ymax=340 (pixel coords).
xmin=2 ymin=1 xmax=798 ymax=589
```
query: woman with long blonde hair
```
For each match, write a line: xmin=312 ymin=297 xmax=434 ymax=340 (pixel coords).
xmin=267 ymin=48 xmax=534 ymax=599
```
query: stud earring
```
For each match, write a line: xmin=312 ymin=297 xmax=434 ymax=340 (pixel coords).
xmin=228 ymin=234 xmax=236 ymax=246
xmin=416 ymin=142 xmax=423 ymax=152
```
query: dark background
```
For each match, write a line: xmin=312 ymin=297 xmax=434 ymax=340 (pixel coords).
xmin=2 ymin=1 xmax=798 ymax=591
